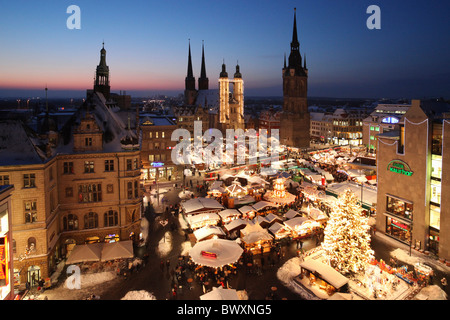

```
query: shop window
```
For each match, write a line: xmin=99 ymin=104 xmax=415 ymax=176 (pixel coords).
xmin=386 ymin=196 xmax=413 ymax=220
xmin=385 ymin=217 xmax=411 ymax=244
xmin=429 ymin=205 xmax=440 ymax=230
xmin=431 ymin=155 xmax=442 ymax=180
xmin=430 ymin=179 xmax=441 ymax=205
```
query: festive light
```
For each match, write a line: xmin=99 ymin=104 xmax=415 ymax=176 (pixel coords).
xmin=322 ymin=189 xmax=374 ymax=275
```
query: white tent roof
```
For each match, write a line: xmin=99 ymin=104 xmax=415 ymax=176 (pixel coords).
xmin=66 ymin=243 xmax=102 ymax=264
xmin=240 ymin=223 xmax=273 ymax=244
xmin=101 ymin=240 xmax=134 ymax=262
xmin=268 ymin=222 xmax=288 ymax=236
xmin=308 ymin=207 xmax=328 ymax=221
xmin=189 ymin=239 xmax=243 ymax=268
xmin=193 ymin=226 xmax=226 ymax=241
xmin=300 ymin=259 xmax=349 ymax=289
xmin=200 ymin=286 xmax=240 ymax=300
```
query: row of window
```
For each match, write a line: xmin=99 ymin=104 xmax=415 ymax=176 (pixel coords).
xmin=64 ymin=158 xmax=139 ymax=174
xmin=148 ymin=131 xmax=166 ymax=139
xmin=63 ymin=211 xmax=119 ymax=230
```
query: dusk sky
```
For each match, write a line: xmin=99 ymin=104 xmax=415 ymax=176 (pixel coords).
xmin=0 ymin=0 xmax=449 ymax=99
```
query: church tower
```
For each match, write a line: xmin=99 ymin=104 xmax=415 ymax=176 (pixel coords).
xmin=94 ymin=42 xmax=111 ymax=100
xmin=198 ymin=41 xmax=209 ymax=91
xmin=219 ymin=62 xmax=230 ymax=125
xmin=184 ymin=40 xmax=197 ymax=105
xmin=280 ymin=8 xmax=310 ymax=148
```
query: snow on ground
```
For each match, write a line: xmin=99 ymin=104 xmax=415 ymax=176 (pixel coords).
xmin=276 ymin=257 xmax=302 ymax=286
xmin=156 ymin=231 xmax=173 ymax=257
xmin=121 ymin=290 xmax=157 ymax=300
xmin=180 ymin=241 xmax=192 ymax=256
xmin=415 ymin=285 xmax=447 ymax=300
xmin=178 ymin=190 xmax=194 ymax=200
xmin=140 ymin=217 xmax=149 ymax=242
xmin=64 ymin=271 xmax=117 ymax=289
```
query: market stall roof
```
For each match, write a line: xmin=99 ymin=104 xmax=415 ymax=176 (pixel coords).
xmin=186 ymin=212 xmax=220 ymax=226
xmin=300 ymin=259 xmax=349 ymax=289
xmin=268 ymin=222 xmax=289 ymax=237
xmin=224 ymin=218 xmax=248 ymax=232
xmin=240 ymin=222 xmax=273 ymax=244
xmin=283 ymin=216 xmax=309 ymax=230
xmin=238 ymin=205 xmax=255 ymax=215
xmin=193 ymin=226 xmax=226 ymax=241
xmin=66 ymin=243 xmax=102 ymax=264
xmin=200 ymin=286 xmax=240 ymax=300
xmin=284 ymin=209 xmax=302 ymax=219
xmin=265 ymin=213 xmax=283 ymax=224
xmin=181 ymin=197 xmax=224 ymax=215
xmin=252 ymin=200 xmax=279 ymax=212
xmin=189 ymin=238 xmax=244 ymax=268
xmin=326 ymin=181 xmax=377 ymax=206
xmin=218 ymin=209 xmax=241 ymax=220
xmin=254 ymin=215 xmax=269 ymax=227
xmin=100 ymin=240 xmax=134 ymax=262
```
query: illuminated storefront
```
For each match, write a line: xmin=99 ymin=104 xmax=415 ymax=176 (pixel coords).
xmin=0 ymin=185 xmax=14 ymax=300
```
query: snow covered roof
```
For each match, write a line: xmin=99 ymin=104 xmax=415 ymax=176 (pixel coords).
xmin=240 ymin=222 xmax=273 ymax=244
xmin=0 ymin=120 xmax=50 ymax=166
xmin=200 ymin=286 xmax=240 ymax=300
xmin=252 ymin=200 xmax=279 ymax=211
xmin=285 ymin=209 xmax=302 ymax=219
xmin=223 ymin=218 xmax=248 ymax=232
xmin=284 ymin=216 xmax=309 ymax=230
xmin=193 ymin=226 xmax=226 ymax=241
xmin=300 ymin=259 xmax=349 ymax=289
xmin=238 ymin=205 xmax=254 ymax=215
xmin=186 ymin=212 xmax=220 ymax=225
xmin=181 ymin=197 xmax=224 ymax=214
xmin=218 ymin=209 xmax=241 ymax=220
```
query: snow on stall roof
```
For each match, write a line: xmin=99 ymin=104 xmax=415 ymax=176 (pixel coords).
xmin=218 ymin=209 xmax=241 ymax=220
xmin=224 ymin=218 xmax=248 ymax=232
xmin=193 ymin=225 xmax=226 ymax=241
xmin=181 ymin=197 xmax=224 ymax=214
xmin=300 ymin=259 xmax=349 ymax=289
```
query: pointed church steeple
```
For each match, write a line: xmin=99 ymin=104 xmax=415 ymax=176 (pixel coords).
xmin=287 ymin=8 xmax=304 ymax=75
xmin=198 ymin=40 xmax=209 ymax=90
xmin=94 ymin=42 xmax=111 ymax=99
xmin=185 ymin=40 xmax=196 ymax=91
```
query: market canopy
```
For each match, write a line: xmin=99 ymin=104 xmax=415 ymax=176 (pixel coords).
xmin=240 ymin=222 xmax=273 ymax=244
xmin=189 ymin=238 xmax=243 ymax=268
xmin=200 ymin=286 xmax=240 ymax=300
xmin=66 ymin=243 xmax=102 ymax=264
xmin=101 ymin=240 xmax=134 ymax=262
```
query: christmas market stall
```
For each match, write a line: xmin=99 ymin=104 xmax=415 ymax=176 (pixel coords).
xmin=207 ymin=180 xmax=225 ymax=198
xmin=295 ymin=259 xmax=350 ymax=298
xmin=186 ymin=212 xmax=220 ymax=231
xmin=284 ymin=217 xmax=321 ymax=239
xmin=193 ymin=226 xmax=227 ymax=242
xmin=252 ymin=201 xmax=279 ymax=215
xmin=238 ymin=205 xmax=256 ymax=219
xmin=218 ymin=209 xmax=241 ymax=224
xmin=268 ymin=222 xmax=291 ymax=241
xmin=263 ymin=176 xmax=296 ymax=205
xmin=264 ymin=213 xmax=283 ymax=227
xmin=189 ymin=238 xmax=244 ymax=268
xmin=240 ymin=222 xmax=274 ymax=255
xmin=284 ymin=209 xmax=302 ymax=220
xmin=181 ymin=197 xmax=224 ymax=216
xmin=223 ymin=219 xmax=248 ymax=239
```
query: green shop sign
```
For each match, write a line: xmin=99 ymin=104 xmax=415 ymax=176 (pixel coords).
xmin=387 ymin=160 xmax=413 ymax=176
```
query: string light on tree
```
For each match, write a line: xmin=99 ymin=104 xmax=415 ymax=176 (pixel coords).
xmin=322 ymin=189 xmax=374 ymax=275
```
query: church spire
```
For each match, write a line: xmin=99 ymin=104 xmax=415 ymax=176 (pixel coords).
xmin=198 ymin=40 xmax=209 ymax=90
xmin=185 ymin=39 xmax=195 ymax=91
xmin=287 ymin=8 xmax=304 ymax=75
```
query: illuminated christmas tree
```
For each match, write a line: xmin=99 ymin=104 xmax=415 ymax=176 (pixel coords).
xmin=322 ymin=189 xmax=374 ymax=275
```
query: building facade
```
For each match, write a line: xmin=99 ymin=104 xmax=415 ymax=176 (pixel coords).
xmin=140 ymin=116 xmax=178 ymax=183
xmin=0 ymin=185 xmax=14 ymax=300
xmin=280 ymin=9 xmax=310 ymax=149
xmin=376 ymin=99 xmax=450 ymax=263
xmin=362 ymin=103 xmax=410 ymax=154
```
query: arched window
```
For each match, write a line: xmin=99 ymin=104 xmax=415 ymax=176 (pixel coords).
xmin=27 ymin=237 xmax=36 ymax=253
xmin=84 ymin=212 xmax=98 ymax=229
xmin=104 ymin=210 xmax=118 ymax=227
xmin=63 ymin=213 xmax=79 ymax=231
